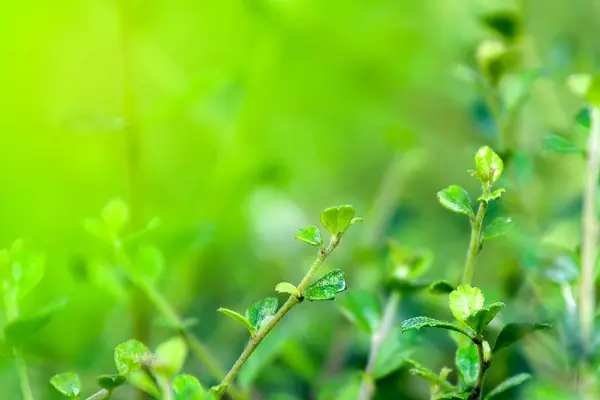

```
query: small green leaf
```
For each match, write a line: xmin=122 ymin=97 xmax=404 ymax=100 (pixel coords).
xmin=320 ymin=205 xmax=356 ymax=234
xmin=543 ymin=135 xmax=583 ymax=154
xmin=484 ymin=373 xmax=532 ymax=399
xmin=400 ymin=317 xmax=471 ymax=337
xmin=337 ymin=291 xmax=382 ymax=334
xmin=304 ymin=269 xmax=347 ymax=301
xmin=567 ymin=74 xmax=591 ymax=98
xmin=455 ymin=342 xmax=479 ymax=386
xmin=575 ymin=107 xmax=591 ymax=133
xmin=478 ymin=188 xmax=506 ymax=202
xmin=128 ymin=369 xmax=160 ymax=398
xmin=449 ymin=285 xmax=485 ymax=322
xmin=114 ymin=339 xmax=151 ymax=375
xmin=373 ymin=330 xmax=418 ymax=379
xmin=483 ymin=217 xmax=513 ymax=240
xmin=275 ymin=282 xmax=301 ymax=298
xmin=4 ymin=299 xmax=68 ymax=347
xmin=154 ymin=337 xmax=187 ymax=378
xmin=173 ymin=375 xmax=206 ymax=400
xmin=295 ymin=226 xmax=323 ymax=246
xmin=493 ymin=322 xmax=552 ymax=354
xmin=50 ymin=372 xmax=81 ymax=398
xmin=465 ymin=302 xmax=505 ymax=334
xmin=218 ymin=308 xmax=255 ymax=336
xmin=437 ymin=186 xmax=473 ymax=216
xmin=134 ymin=245 xmax=164 ymax=283
xmin=475 ymin=146 xmax=504 ymax=184
xmin=481 ymin=11 xmax=520 ymax=42
xmin=97 ymin=374 xmax=126 ymax=391
xmin=102 ymin=198 xmax=129 ymax=236
xmin=429 ymin=280 xmax=456 ymax=294
xmin=406 ymin=359 xmax=455 ymax=390
xmin=246 ymin=297 xmax=278 ymax=332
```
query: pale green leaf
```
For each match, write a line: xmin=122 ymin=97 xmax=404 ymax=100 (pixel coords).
xmin=295 ymin=226 xmax=323 ymax=246
xmin=449 ymin=285 xmax=484 ymax=322
xmin=475 ymin=146 xmax=504 ymax=184
xmin=218 ymin=308 xmax=255 ymax=336
xmin=102 ymin=198 xmax=129 ymax=236
xmin=114 ymin=339 xmax=151 ymax=375
xmin=154 ymin=337 xmax=187 ymax=378
xmin=320 ymin=205 xmax=356 ymax=234
xmin=275 ymin=282 xmax=301 ymax=298
xmin=567 ymin=74 xmax=591 ymax=97
xmin=173 ymin=374 xmax=206 ymax=400
xmin=478 ymin=188 xmax=506 ymax=203
xmin=50 ymin=372 xmax=81 ymax=398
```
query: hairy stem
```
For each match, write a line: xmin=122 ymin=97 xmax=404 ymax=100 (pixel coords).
xmin=358 ymin=292 xmax=400 ymax=400
xmin=14 ymin=349 xmax=33 ymax=400
xmin=86 ymin=389 xmax=110 ymax=400
xmin=462 ymin=201 xmax=488 ymax=285
xmin=213 ymin=235 xmax=344 ymax=398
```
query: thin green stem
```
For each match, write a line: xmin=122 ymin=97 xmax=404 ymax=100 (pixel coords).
xmin=86 ymin=389 xmax=110 ymax=400
xmin=212 ymin=235 xmax=344 ymax=398
xmin=471 ymin=338 xmax=488 ymax=400
xmin=358 ymin=292 xmax=401 ymax=400
xmin=157 ymin=376 xmax=173 ymax=400
xmin=14 ymin=349 xmax=33 ymax=400
xmin=462 ymin=201 xmax=488 ymax=285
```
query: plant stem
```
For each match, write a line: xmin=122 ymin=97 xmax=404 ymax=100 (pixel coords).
xmin=213 ymin=235 xmax=344 ymax=398
xmin=86 ymin=389 xmax=110 ymax=400
xmin=462 ymin=201 xmax=488 ymax=285
xmin=471 ymin=338 xmax=488 ymax=400
xmin=358 ymin=291 xmax=400 ymax=400
xmin=14 ymin=349 xmax=33 ymax=400
xmin=157 ymin=376 xmax=173 ymax=400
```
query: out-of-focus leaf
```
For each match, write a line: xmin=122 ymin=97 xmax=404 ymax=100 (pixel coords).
xmin=567 ymin=74 xmax=591 ymax=98
xmin=483 ymin=217 xmax=513 ymax=240
xmin=102 ymin=198 xmax=129 ymax=237
xmin=218 ymin=308 xmax=254 ymax=336
xmin=295 ymin=226 xmax=323 ymax=246
xmin=337 ymin=290 xmax=382 ymax=333
xmin=475 ymin=146 xmax=504 ymax=184
xmin=97 ymin=374 xmax=126 ymax=391
xmin=320 ymin=205 xmax=356 ymax=235
xmin=449 ymin=285 xmax=484 ymax=322
xmin=246 ymin=297 xmax=278 ymax=331
xmin=317 ymin=372 xmax=361 ymax=400
xmin=465 ymin=302 xmax=505 ymax=334
xmin=484 ymin=373 xmax=532 ymax=399
xmin=543 ymin=135 xmax=583 ymax=154
xmin=575 ymin=107 xmax=591 ymax=133
xmin=238 ymin=328 xmax=290 ymax=387
xmin=4 ymin=298 xmax=68 ymax=347
xmin=437 ymin=186 xmax=473 ymax=216
xmin=429 ymin=280 xmax=456 ymax=294
xmin=154 ymin=337 xmax=187 ymax=378
xmin=128 ymin=370 xmax=160 ymax=398
xmin=388 ymin=242 xmax=433 ymax=281
xmin=400 ymin=317 xmax=470 ymax=337
xmin=499 ymin=69 xmax=540 ymax=111
xmin=12 ymin=249 xmax=45 ymax=300
xmin=545 ymin=253 xmax=579 ymax=284
xmin=373 ymin=330 xmax=418 ymax=379
xmin=481 ymin=11 xmax=520 ymax=42
xmin=50 ymin=372 xmax=81 ymax=398
xmin=114 ymin=339 xmax=151 ymax=375
xmin=134 ymin=245 xmax=164 ymax=283
xmin=455 ymin=342 xmax=479 ymax=386
xmin=173 ymin=374 xmax=206 ymax=400
xmin=493 ymin=323 xmax=552 ymax=353
xmin=586 ymin=73 xmax=600 ymax=107
xmin=304 ymin=270 xmax=346 ymax=301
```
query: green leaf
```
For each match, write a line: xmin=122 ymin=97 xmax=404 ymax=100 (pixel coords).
xmin=295 ymin=226 xmax=323 ymax=246
xmin=320 ymin=205 xmax=355 ymax=234
xmin=114 ymin=339 xmax=151 ymax=375
xmin=567 ymin=74 xmax=591 ymax=98
xmin=483 ymin=217 xmax=513 ymax=240
xmin=437 ymin=186 xmax=473 ymax=216
xmin=11 ymin=249 xmax=45 ymax=300
xmin=173 ymin=375 xmax=206 ymax=400
xmin=373 ymin=330 xmax=418 ymax=379
xmin=475 ymin=146 xmax=504 ymax=184
xmin=388 ymin=243 xmax=433 ymax=281
xmin=102 ymin=198 xmax=129 ymax=236
xmin=337 ymin=290 xmax=382 ymax=334
xmin=429 ymin=280 xmax=456 ymax=294
xmin=406 ymin=359 xmax=454 ymax=390
xmin=128 ymin=369 xmax=160 ymax=398
xmin=304 ymin=269 xmax=347 ymax=301
xmin=484 ymin=373 xmax=532 ymax=399
xmin=543 ymin=135 xmax=583 ymax=154
xmin=478 ymin=188 xmax=506 ymax=202
xmin=481 ymin=11 xmax=520 ymax=41
xmin=400 ymin=317 xmax=471 ymax=337
xmin=449 ymin=285 xmax=484 ymax=322
xmin=493 ymin=322 xmax=552 ymax=353
xmin=499 ymin=69 xmax=540 ymax=112
xmin=4 ymin=298 xmax=68 ymax=347
xmin=50 ymin=372 xmax=81 ymax=398
xmin=134 ymin=245 xmax=164 ymax=283
xmin=575 ymin=107 xmax=591 ymax=133
xmin=246 ymin=297 xmax=278 ymax=332
xmin=455 ymin=342 xmax=479 ymax=386
xmin=97 ymin=374 xmax=126 ymax=391
xmin=218 ymin=308 xmax=255 ymax=336
xmin=275 ymin=282 xmax=301 ymax=298
xmin=465 ymin=302 xmax=505 ymax=334
xmin=154 ymin=337 xmax=187 ymax=378
xmin=82 ymin=218 xmax=110 ymax=243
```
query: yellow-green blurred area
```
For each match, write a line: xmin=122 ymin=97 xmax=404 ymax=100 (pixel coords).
xmin=0 ymin=0 xmax=596 ymax=399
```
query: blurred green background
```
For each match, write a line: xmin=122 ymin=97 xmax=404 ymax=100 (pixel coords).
xmin=0 ymin=0 xmax=596 ymax=398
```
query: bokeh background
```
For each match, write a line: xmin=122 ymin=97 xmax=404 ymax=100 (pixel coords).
xmin=0 ymin=0 xmax=597 ymax=399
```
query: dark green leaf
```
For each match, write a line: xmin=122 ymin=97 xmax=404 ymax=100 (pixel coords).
xmin=449 ymin=285 xmax=484 ymax=322
xmin=246 ymin=297 xmax=278 ymax=331
xmin=4 ymin=298 xmax=68 ymax=347
xmin=50 ymin=372 xmax=81 ymax=398
xmin=400 ymin=317 xmax=470 ymax=337
xmin=483 ymin=217 xmax=513 ymax=240
xmin=295 ymin=226 xmax=323 ymax=246
xmin=337 ymin=290 xmax=382 ymax=333
xmin=456 ymin=342 xmax=479 ymax=386
xmin=114 ymin=339 xmax=151 ymax=375
xmin=429 ymin=280 xmax=456 ymax=294
xmin=575 ymin=107 xmax=591 ymax=133
xmin=320 ymin=205 xmax=355 ymax=234
xmin=481 ymin=11 xmax=520 ymax=41
xmin=218 ymin=308 xmax=255 ymax=336
xmin=465 ymin=302 xmax=505 ymax=334
xmin=173 ymin=374 xmax=206 ymax=400
xmin=475 ymin=146 xmax=504 ymax=184
xmin=373 ymin=330 xmax=418 ymax=379
xmin=493 ymin=323 xmax=552 ymax=354
xmin=437 ymin=185 xmax=473 ymax=216
xmin=304 ymin=270 xmax=347 ymax=301
xmin=97 ymin=374 xmax=126 ymax=391
xmin=387 ymin=278 xmax=429 ymax=293
xmin=154 ymin=337 xmax=187 ymax=378
xmin=543 ymin=135 xmax=583 ymax=154
xmin=484 ymin=373 xmax=532 ymax=399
